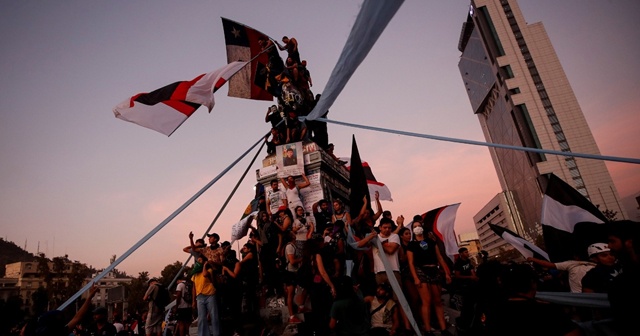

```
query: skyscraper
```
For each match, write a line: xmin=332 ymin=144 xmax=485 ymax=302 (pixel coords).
xmin=458 ymin=0 xmax=626 ymax=242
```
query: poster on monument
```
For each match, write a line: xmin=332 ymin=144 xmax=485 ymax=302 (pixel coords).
xmin=276 ymin=142 xmax=304 ymax=178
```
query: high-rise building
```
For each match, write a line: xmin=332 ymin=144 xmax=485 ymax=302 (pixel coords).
xmin=458 ymin=0 xmax=626 ymax=241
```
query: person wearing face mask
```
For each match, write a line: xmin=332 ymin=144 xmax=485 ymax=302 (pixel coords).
xmin=406 ymin=223 xmax=452 ymax=336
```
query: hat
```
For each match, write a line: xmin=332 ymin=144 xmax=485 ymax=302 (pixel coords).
xmin=147 ymin=278 xmax=158 ymax=284
xmin=587 ymin=243 xmax=610 ymax=257
xmin=93 ymin=306 xmax=108 ymax=315
xmin=221 ymin=241 xmax=231 ymax=247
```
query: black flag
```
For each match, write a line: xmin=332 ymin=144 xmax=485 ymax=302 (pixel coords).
xmin=349 ymin=136 xmax=372 ymax=221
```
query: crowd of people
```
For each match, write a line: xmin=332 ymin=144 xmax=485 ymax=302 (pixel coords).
xmin=18 ymin=34 xmax=639 ymax=336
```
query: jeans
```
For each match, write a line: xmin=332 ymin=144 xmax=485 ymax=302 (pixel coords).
xmin=196 ymin=294 xmax=219 ymax=336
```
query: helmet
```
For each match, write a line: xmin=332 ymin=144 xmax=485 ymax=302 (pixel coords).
xmin=587 ymin=243 xmax=610 ymax=257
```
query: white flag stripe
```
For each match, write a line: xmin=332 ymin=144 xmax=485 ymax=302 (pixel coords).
xmin=541 ymin=196 xmax=605 ymax=233
xmin=436 ymin=203 xmax=460 ymax=262
xmin=187 ymin=61 xmax=247 ymax=110
xmin=501 ymin=231 xmax=550 ymax=261
xmin=114 ymin=100 xmax=188 ymax=136
xmin=230 ymin=211 xmax=257 ymax=243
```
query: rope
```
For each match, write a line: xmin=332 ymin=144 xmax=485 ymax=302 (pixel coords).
xmin=316 ymin=117 xmax=640 ymax=165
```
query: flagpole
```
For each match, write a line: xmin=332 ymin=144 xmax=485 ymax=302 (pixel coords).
xmin=57 ymin=134 xmax=266 ymax=311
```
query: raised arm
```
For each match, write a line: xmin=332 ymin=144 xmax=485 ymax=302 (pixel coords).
xmin=297 ymin=174 xmax=310 ymax=189
xmin=66 ymin=284 xmax=98 ymax=330
xmin=392 ymin=215 xmax=405 ymax=234
xmin=372 ymin=191 xmax=382 ymax=221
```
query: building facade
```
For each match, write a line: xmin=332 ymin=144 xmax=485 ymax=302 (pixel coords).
xmin=458 ymin=0 xmax=626 ymax=242
xmin=3 ymin=260 xmax=130 ymax=310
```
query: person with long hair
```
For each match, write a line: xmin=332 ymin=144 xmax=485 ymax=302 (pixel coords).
xmin=222 ymin=243 xmax=260 ymax=319
xmin=407 ymin=222 xmax=452 ymax=335
xmin=331 ymin=199 xmax=351 ymax=226
xmin=275 ymin=208 xmax=294 ymax=255
xmin=304 ymin=237 xmax=337 ymax=335
xmin=398 ymin=225 xmax=420 ymax=332
xmin=292 ymin=205 xmax=314 ymax=252
xmin=256 ymin=210 xmax=279 ymax=295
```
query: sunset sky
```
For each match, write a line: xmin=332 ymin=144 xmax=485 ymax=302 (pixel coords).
xmin=1 ymin=0 xmax=638 ymax=278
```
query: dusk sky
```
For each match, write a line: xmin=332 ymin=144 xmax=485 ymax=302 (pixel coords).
xmin=1 ymin=1 xmax=639 ymax=277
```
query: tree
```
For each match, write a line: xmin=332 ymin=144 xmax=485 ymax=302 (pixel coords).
xmin=125 ymin=271 xmax=149 ymax=315
xmin=31 ymin=287 xmax=49 ymax=316
xmin=159 ymin=261 xmax=184 ymax=288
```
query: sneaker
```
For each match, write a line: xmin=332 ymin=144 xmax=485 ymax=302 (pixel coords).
xmin=288 ymin=315 xmax=302 ymax=323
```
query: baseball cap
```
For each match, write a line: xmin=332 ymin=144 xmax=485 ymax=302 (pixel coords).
xmin=587 ymin=243 xmax=610 ymax=257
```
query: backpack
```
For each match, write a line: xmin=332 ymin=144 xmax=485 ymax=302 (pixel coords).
xmin=181 ymin=280 xmax=193 ymax=305
xmin=154 ymin=283 xmax=171 ymax=310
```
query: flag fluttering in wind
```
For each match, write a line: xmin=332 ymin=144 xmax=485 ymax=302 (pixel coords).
xmin=489 ymin=223 xmax=550 ymax=261
xmin=341 ymin=157 xmax=393 ymax=202
xmin=541 ymin=174 xmax=607 ymax=261
xmin=422 ymin=203 xmax=460 ymax=262
xmin=230 ymin=211 xmax=257 ymax=243
xmin=306 ymin=0 xmax=404 ymax=120
xmin=113 ymin=62 xmax=246 ymax=136
xmin=222 ymin=17 xmax=274 ymax=101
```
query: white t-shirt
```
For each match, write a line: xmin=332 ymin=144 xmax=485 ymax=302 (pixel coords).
xmin=554 ymin=260 xmax=595 ymax=293
xmin=267 ymin=188 xmax=286 ymax=214
xmin=373 ymin=233 xmax=401 ymax=273
xmin=293 ymin=218 xmax=309 ymax=241
xmin=285 ymin=243 xmax=300 ymax=272
xmin=175 ymin=282 xmax=190 ymax=308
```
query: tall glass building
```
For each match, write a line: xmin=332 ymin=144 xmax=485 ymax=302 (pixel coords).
xmin=458 ymin=0 xmax=626 ymax=242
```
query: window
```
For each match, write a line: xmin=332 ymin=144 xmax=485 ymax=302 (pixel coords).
xmin=501 ymin=65 xmax=514 ymax=79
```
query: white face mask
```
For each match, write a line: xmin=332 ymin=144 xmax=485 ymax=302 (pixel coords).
xmin=413 ymin=226 xmax=424 ymax=236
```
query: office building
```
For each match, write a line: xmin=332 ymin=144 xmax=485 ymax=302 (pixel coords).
xmin=458 ymin=0 xmax=626 ymax=241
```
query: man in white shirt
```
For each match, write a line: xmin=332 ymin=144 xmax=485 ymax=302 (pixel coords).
xmin=174 ymin=274 xmax=193 ymax=336
xmin=358 ymin=218 xmax=401 ymax=289
xmin=527 ymin=256 xmax=595 ymax=293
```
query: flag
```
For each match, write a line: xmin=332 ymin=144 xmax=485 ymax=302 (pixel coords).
xmin=348 ymin=136 xmax=372 ymax=220
xmin=421 ymin=204 xmax=460 ymax=263
xmin=230 ymin=211 xmax=257 ymax=243
xmin=341 ymin=157 xmax=393 ymax=201
xmin=489 ymin=223 xmax=550 ymax=261
xmin=541 ymin=174 xmax=607 ymax=261
xmin=221 ymin=17 xmax=273 ymax=101
xmin=113 ymin=62 xmax=246 ymax=136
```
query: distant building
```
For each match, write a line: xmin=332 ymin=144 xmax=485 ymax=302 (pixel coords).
xmin=474 ymin=192 xmax=523 ymax=259
xmin=457 ymin=231 xmax=481 ymax=264
xmin=2 ymin=258 xmax=131 ymax=310
xmin=458 ymin=0 xmax=626 ymax=243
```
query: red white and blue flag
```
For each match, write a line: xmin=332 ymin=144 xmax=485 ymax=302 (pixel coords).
xmin=113 ymin=61 xmax=246 ymax=136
